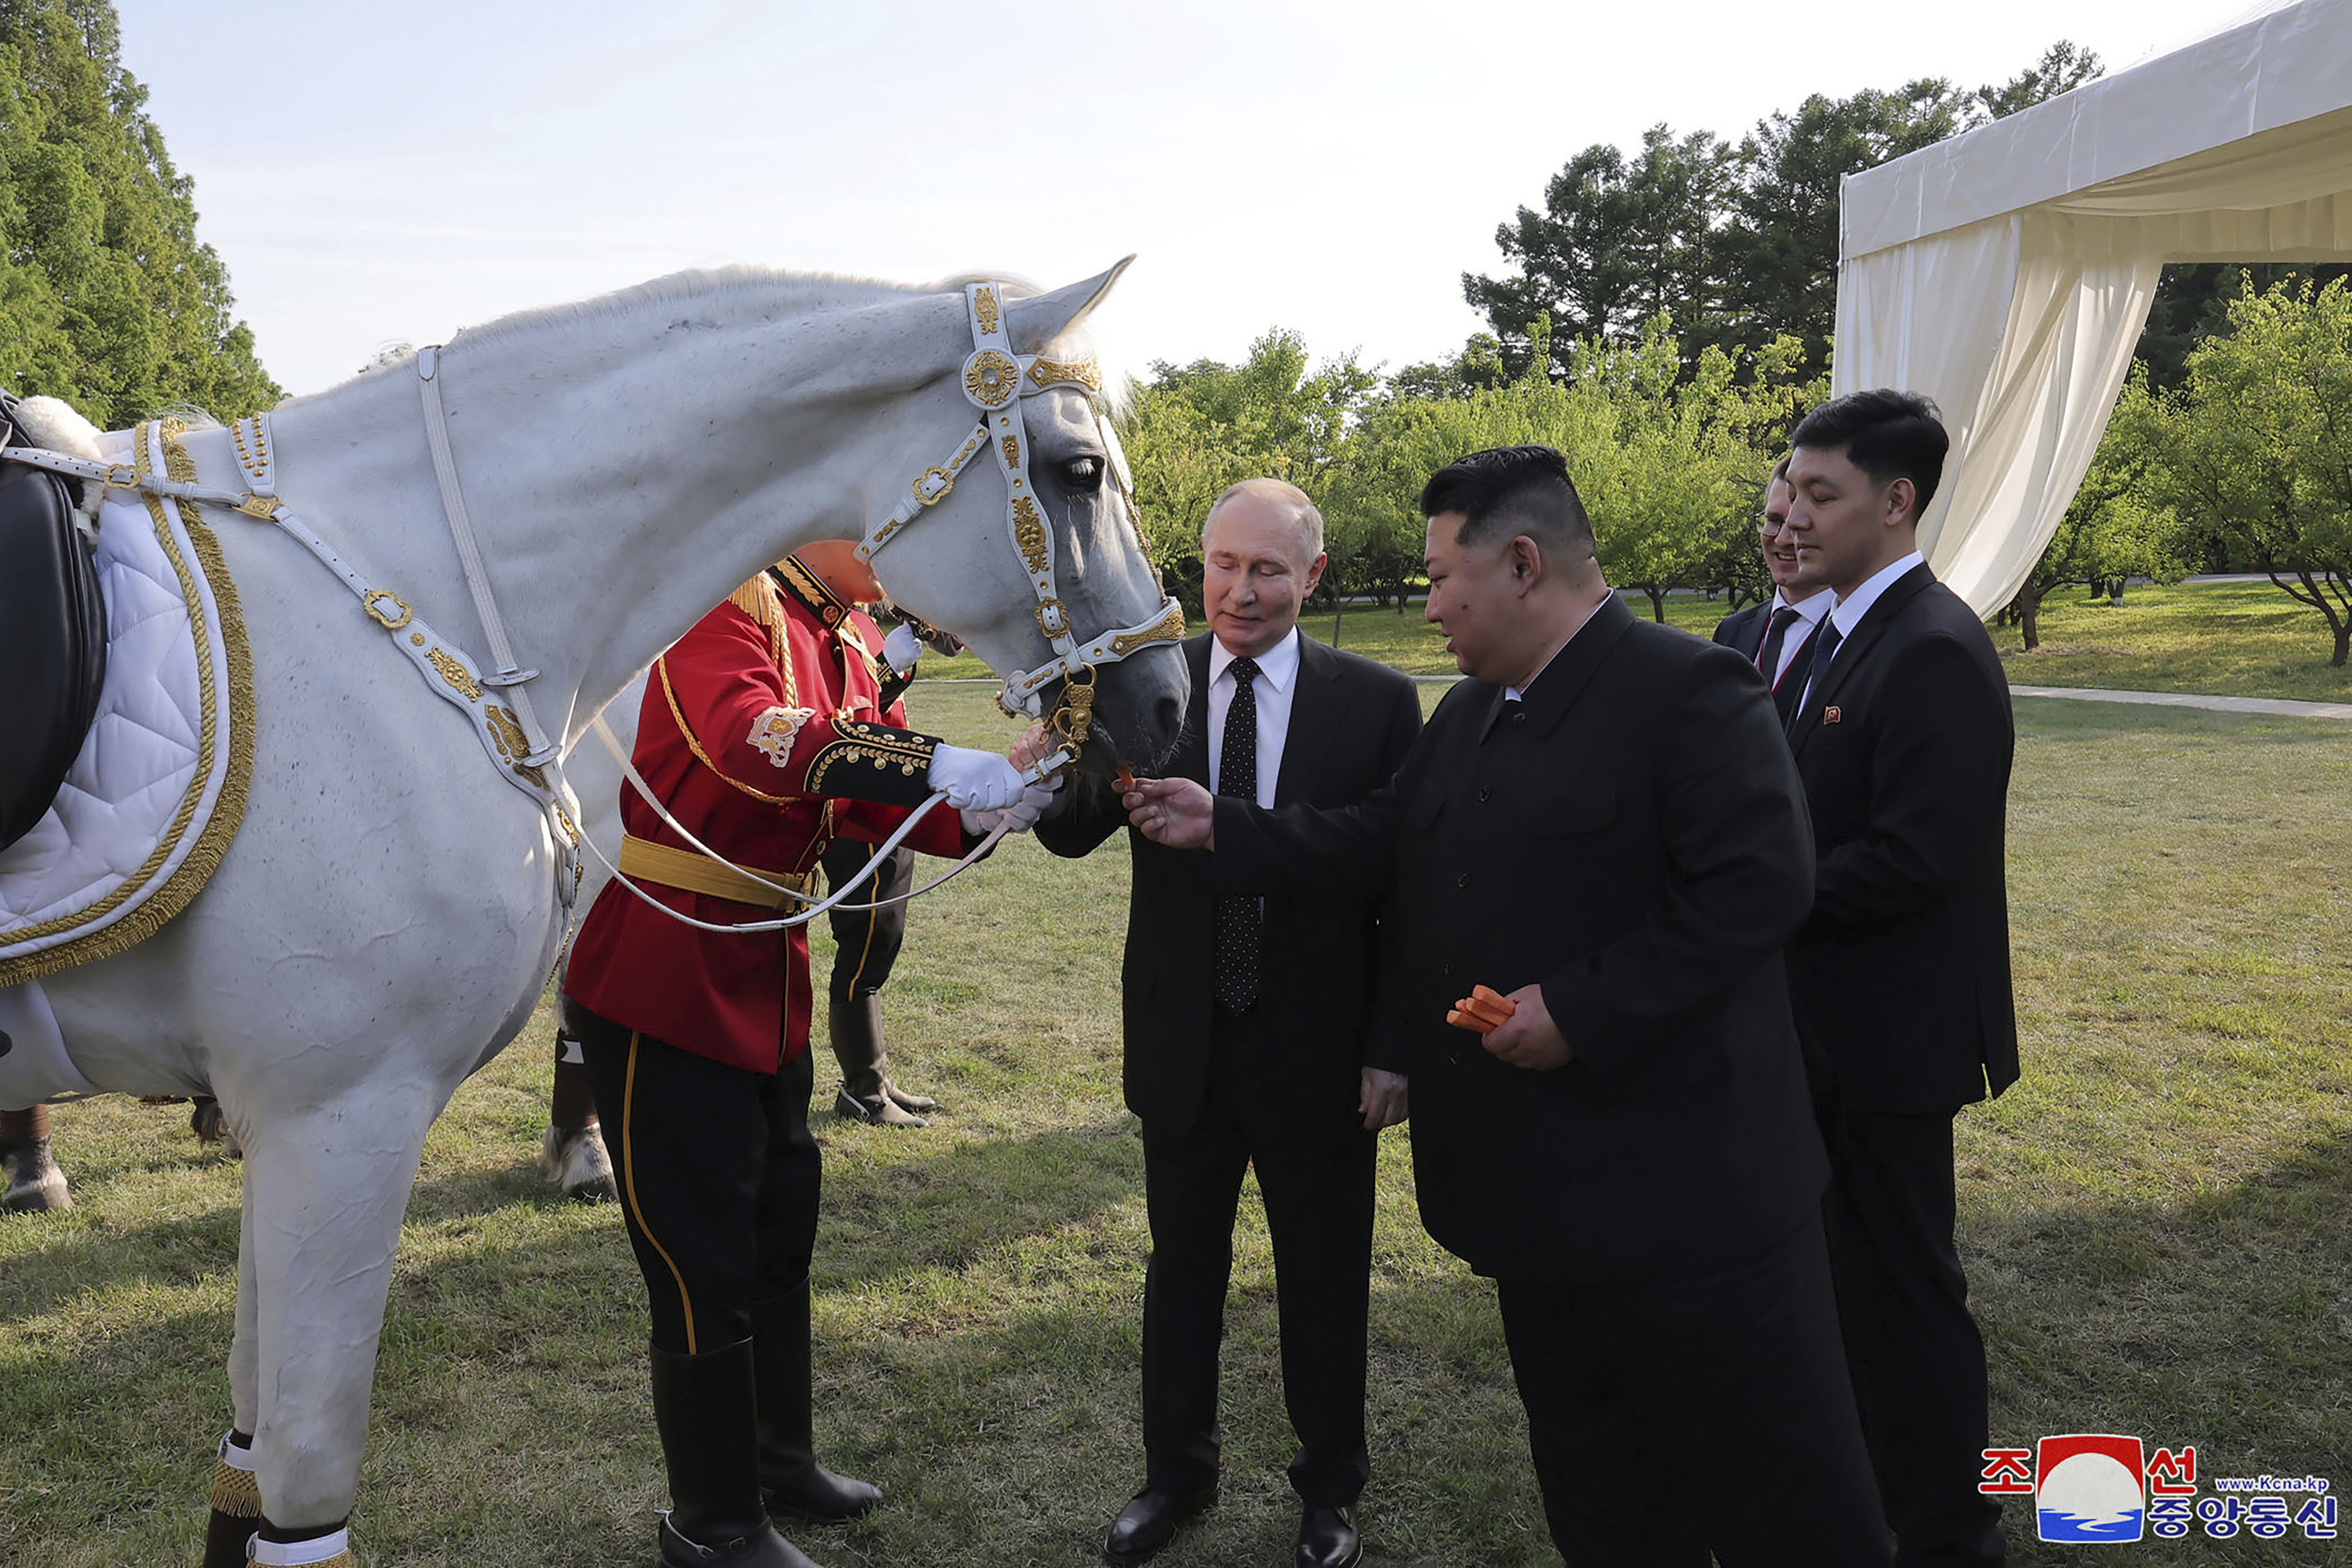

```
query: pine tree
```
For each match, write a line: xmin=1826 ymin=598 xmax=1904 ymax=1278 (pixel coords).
xmin=0 ymin=0 xmax=277 ymax=428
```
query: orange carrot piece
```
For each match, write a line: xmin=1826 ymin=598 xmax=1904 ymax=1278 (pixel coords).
xmin=1117 ymin=764 xmax=1137 ymax=793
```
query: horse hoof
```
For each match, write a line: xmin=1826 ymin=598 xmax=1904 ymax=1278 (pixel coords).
xmin=190 ymin=1099 xmax=244 ymax=1158
xmin=542 ymin=1123 xmax=616 ymax=1203
xmin=1 ymin=1136 xmax=72 ymax=1212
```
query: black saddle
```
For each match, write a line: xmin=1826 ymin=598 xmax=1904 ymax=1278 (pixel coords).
xmin=0 ymin=395 xmax=109 ymax=852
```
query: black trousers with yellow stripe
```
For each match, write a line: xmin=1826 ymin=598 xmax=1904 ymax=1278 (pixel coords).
xmin=821 ymin=839 xmax=913 ymax=1005
xmin=574 ymin=1007 xmax=819 ymax=1354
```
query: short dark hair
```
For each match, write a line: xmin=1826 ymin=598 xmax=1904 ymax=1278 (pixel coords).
xmin=1789 ymin=389 xmax=1949 ymax=519
xmin=1418 ymin=444 xmax=1593 ymax=557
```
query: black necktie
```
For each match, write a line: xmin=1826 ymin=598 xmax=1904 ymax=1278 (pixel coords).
xmin=1214 ymin=656 xmax=1261 ymax=1013
xmin=1793 ymin=619 xmax=1844 ymax=731
xmin=1756 ymin=605 xmax=1802 ymax=682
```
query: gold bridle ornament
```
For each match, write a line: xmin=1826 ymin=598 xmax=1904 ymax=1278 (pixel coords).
xmin=855 ymin=279 xmax=1184 ymax=766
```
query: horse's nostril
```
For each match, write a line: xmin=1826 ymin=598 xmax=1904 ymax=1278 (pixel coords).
xmin=1152 ymin=693 xmax=1181 ymax=740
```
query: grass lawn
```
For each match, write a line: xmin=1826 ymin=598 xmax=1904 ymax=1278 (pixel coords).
xmin=1284 ymin=580 xmax=2352 ymax=704
xmin=3 ymin=686 xmax=2347 ymax=1567
xmin=1995 ymin=581 xmax=2352 ymax=704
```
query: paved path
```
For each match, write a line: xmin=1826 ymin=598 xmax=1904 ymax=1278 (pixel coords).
xmin=2007 ymin=685 xmax=2352 ymax=721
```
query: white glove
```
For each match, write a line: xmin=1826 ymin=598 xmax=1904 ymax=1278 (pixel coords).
xmin=882 ymin=624 xmax=924 ymax=675
xmin=928 ymin=744 xmax=1025 ymax=811
xmin=960 ymin=781 xmax=1060 ymax=839
xmin=1002 ymin=778 xmax=1061 ymax=834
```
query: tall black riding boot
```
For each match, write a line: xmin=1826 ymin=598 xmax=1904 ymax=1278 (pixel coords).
xmin=828 ymin=996 xmax=933 ymax=1126
xmin=754 ymin=1277 xmax=883 ymax=1525
xmin=649 ymin=1338 xmax=824 ymax=1567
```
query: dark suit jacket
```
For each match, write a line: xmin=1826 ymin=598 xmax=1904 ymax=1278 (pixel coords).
xmin=1785 ymin=563 xmax=2019 ymax=1113
xmin=1713 ymin=601 xmax=1769 ymax=658
xmin=1037 ymin=632 xmax=1422 ymax=1137
xmin=1214 ymin=596 xmax=1827 ymax=1284
xmin=1716 ymin=597 xmax=1821 ymax=721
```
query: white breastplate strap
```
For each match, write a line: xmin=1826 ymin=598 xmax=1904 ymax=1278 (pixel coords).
xmin=1 ymin=428 xmax=584 ymax=910
xmin=415 ymin=347 xmax=559 ymax=768
xmin=856 ymin=281 xmax=1184 ymax=735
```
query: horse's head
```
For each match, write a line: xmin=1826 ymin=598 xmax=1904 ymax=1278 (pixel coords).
xmin=845 ymin=261 xmax=1188 ymax=775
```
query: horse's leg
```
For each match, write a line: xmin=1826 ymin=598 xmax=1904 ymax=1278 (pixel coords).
xmin=191 ymin=1096 xmax=243 ymax=1158
xmin=201 ymin=1180 xmax=267 ymax=1568
xmin=543 ymin=997 xmax=615 ymax=1202
xmin=0 ymin=1103 xmax=72 ymax=1212
xmin=237 ymin=1090 xmax=438 ymax=1565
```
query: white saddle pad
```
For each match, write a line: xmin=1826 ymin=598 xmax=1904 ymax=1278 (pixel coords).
xmin=0 ymin=417 xmax=252 ymax=990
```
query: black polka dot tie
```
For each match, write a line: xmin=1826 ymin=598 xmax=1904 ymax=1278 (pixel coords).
xmin=1214 ymin=655 xmax=1261 ymax=1014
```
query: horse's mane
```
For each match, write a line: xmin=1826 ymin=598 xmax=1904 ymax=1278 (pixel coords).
xmin=304 ymin=265 xmax=1131 ymax=414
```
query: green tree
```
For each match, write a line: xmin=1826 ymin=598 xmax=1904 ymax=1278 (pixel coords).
xmin=1115 ymin=330 xmax=1377 ymax=613
xmin=0 ymin=0 xmax=276 ymax=427
xmin=2002 ymin=372 xmax=2189 ymax=649
xmin=2134 ymin=279 xmax=2352 ymax=667
xmin=2138 ymin=262 xmax=2352 ymax=390
xmin=1458 ymin=44 xmax=2100 ymax=382
xmin=1462 ymin=126 xmax=1733 ymax=379
xmin=1716 ymin=81 xmax=1969 ymax=368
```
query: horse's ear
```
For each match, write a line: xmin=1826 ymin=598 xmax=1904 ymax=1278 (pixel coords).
xmin=1005 ymin=256 xmax=1134 ymax=354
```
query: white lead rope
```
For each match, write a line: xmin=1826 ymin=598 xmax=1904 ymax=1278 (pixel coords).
xmin=580 ymin=715 xmax=1071 ymax=930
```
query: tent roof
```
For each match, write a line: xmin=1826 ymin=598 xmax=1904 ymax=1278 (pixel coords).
xmin=1841 ymin=0 xmax=2352 ymax=258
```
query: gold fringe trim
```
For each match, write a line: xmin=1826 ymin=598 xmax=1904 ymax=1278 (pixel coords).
xmin=208 ymin=1457 xmax=263 ymax=1517
xmin=0 ymin=419 xmax=256 ymax=987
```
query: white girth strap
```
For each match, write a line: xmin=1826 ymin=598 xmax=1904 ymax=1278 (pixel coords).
xmin=416 ymin=347 xmax=558 ymax=768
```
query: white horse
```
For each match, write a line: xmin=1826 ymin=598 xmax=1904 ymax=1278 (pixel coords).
xmin=24 ymin=262 xmax=1185 ymax=1561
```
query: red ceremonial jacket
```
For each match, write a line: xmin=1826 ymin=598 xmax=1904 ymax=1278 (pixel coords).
xmin=564 ymin=558 xmax=964 ymax=1072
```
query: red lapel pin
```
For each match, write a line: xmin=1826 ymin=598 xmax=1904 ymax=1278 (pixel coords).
xmin=1822 ymin=706 xmax=1843 ymax=724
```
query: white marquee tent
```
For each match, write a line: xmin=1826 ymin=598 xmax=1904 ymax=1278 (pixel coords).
xmin=1831 ymin=0 xmax=2352 ymax=614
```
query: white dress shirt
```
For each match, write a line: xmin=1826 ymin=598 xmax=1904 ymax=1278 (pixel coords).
xmin=1797 ymin=549 xmax=1924 ymax=710
xmin=1763 ymin=588 xmax=1835 ymax=689
xmin=1207 ymin=625 xmax=1301 ymax=808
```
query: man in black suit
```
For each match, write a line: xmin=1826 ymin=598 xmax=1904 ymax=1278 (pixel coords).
xmin=1128 ymin=447 xmax=1888 ymax=1567
xmin=1781 ymin=390 xmax=2018 ymax=1566
xmin=1713 ymin=455 xmax=1833 ymax=727
xmin=1038 ymin=478 xmax=1422 ymax=1568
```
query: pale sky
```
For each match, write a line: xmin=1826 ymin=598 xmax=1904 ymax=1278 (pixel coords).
xmin=115 ymin=0 xmax=2231 ymax=399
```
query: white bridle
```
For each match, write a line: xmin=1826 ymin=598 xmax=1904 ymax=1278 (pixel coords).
xmin=856 ymin=280 xmax=1185 ymax=754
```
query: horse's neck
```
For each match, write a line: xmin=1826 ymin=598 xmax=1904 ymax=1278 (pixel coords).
xmin=264 ymin=284 xmax=949 ymax=741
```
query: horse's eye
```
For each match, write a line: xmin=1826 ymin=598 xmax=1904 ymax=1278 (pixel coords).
xmin=1062 ymin=456 xmax=1103 ymax=490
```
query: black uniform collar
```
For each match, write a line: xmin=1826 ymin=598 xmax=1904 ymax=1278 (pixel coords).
xmin=770 ymin=555 xmax=855 ymax=631
xmin=1481 ymin=592 xmax=1636 ymax=741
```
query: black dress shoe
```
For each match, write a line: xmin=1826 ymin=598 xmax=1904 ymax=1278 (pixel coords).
xmin=1103 ymin=1483 xmax=1216 ymax=1564
xmin=1295 ymin=1504 xmax=1362 ymax=1568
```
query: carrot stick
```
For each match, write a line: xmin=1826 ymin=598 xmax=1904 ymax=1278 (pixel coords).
xmin=1116 ymin=764 xmax=1137 ymax=793
xmin=1470 ymin=984 xmax=1517 ymax=1014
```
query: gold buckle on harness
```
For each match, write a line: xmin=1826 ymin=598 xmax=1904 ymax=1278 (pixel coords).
xmin=1049 ymin=665 xmax=1097 ymax=753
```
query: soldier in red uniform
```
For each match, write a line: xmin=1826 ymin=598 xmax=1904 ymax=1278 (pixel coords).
xmin=563 ymin=542 xmax=1052 ymax=1568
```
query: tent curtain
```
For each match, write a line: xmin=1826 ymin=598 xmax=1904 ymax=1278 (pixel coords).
xmin=1830 ymin=0 xmax=2352 ymax=616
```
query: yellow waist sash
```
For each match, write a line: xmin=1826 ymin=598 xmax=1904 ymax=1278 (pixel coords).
xmin=617 ymin=834 xmax=817 ymax=909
